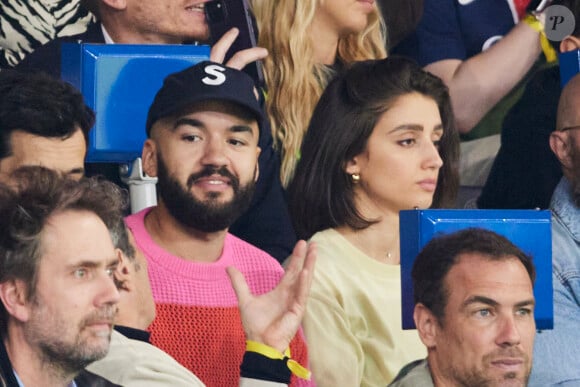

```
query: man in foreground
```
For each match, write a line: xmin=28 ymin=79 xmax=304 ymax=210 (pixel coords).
xmin=390 ymin=228 xmax=536 ymax=386
xmin=0 ymin=167 xmax=122 ymax=386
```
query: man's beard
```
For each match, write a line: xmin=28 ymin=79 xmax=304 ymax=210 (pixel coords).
xmin=446 ymin=349 xmax=531 ymax=387
xmin=25 ymin=297 xmax=116 ymax=376
xmin=449 ymin=368 xmax=529 ymax=387
xmin=156 ymin=153 xmax=255 ymax=233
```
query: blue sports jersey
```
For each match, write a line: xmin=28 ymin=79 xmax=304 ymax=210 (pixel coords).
xmin=395 ymin=0 xmax=524 ymax=66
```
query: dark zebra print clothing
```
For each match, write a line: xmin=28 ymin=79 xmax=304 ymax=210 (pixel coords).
xmin=0 ymin=0 xmax=94 ymax=68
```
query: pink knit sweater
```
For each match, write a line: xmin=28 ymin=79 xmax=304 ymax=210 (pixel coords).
xmin=125 ymin=208 xmax=313 ymax=387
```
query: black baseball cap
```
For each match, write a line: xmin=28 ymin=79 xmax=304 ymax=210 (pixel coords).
xmin=146 ymin=61 xmax=264 ymax=136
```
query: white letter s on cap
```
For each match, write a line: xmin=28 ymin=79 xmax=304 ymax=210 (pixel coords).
xmin=202 ymin=64 xmax=227 ymax=86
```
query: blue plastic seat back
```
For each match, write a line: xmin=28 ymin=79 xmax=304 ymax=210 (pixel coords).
xmin=400 ymin=209 xmax=553 ymax=330
xmin=61 ymin=43 xmax=210 ymax=163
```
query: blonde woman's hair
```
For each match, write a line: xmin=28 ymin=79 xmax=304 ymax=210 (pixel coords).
xmin=252 ymin=0 xmax=387 ymax=187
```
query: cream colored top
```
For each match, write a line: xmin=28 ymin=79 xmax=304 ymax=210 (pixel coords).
xmin=304 ymin=228 xmax=426 ymax=386
xmin=88 ymin=330 xmax=287 ymax=387
xmin=87 ymin=330 xmax=205 ymax=387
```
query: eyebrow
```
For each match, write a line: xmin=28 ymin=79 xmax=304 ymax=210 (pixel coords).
xmin=229 ymin=125 xmax=254 ymax=134
xmin=173 ymin=118 xmax=203 ymax=131
xmin=515 ymin=299 xmax=536 ymax=308
xmin=463 ymin=295 xmax=499 ymax=308
xmin=173 ymin=119 xmax=255 ymax=135
xmin=67 ymin=260 xmax=100 ymax=270
xmin=388 ymin=123 xmax=444 ymax=134
xmin=463 ymin=295 xmax=535 ymax=309
xmin=66 ymin=256 xmax=119 ymax=271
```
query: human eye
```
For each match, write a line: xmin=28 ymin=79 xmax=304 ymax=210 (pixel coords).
xmin=73 ymin=268 xmax=88 ymax=279
xmin=228 ymin=138 xmax=247 ymax=147
xmin=515 ymin=307 xmax=533 ymax=317
xmin=474 ymin=308 xmax=492 ymax=318
xmin=398 ymin=138 xmax=416 ymax=147
xmin=105 ymin=266 xmax=116 ymax=278
xmin=105 ymin=258 xmax=120 ymax=278
xmin=431 ymin=132 xmax=443 ymax=148
xmin=181 ymin=134 xmax=201 ymax=143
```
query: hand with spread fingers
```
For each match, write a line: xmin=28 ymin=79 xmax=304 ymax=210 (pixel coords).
xmin=227 ymin=240 xmax=317 ymax=353
xmin=209 ymin=28 xmax=268 ymax=70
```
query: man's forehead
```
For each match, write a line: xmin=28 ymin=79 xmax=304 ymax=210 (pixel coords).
xmin=445 ymin=253 xmax=534 ymax=302
xmin=4 ymin=130 xmax=86 ymax=177
xmin=9 ymin=128 xmax=86 ymax=153
xmin=41 ymin=210 xmax=116 ymax=265
xmin=10 ymin=127 xmax=85 ymax=142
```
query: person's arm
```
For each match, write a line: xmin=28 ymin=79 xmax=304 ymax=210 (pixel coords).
xmin=86 ymin=330 xmax=207 ymax=386
xmin=228 ymin=240 xmax=317 ymax=385
xmin=397 ymin=0 xmax=544 ymax=134
xmin=427 ymin=21 xmax=541 ymax=133
xmin=96 ymin=240 xmax=315 ymax=387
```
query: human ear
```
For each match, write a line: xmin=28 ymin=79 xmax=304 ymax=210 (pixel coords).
xmin=560 ymin=36 xmax=580 ymax=53
xmin=344 ymin=156 xmax=360 ymax=176
xmin=414 ymin=303 xmax=439 ymax=348
xmin=0 ymin=280 xmax=31 ymax=323
xmin=114 ymin=249 xmax=132 ymax=292
xmin=142 ymin=139 xmax=159 ymax=178
xmin=549 ymin=131 xmax=573 ymax=170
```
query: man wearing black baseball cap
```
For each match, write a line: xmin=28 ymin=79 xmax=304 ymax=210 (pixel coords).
xmin=124 ymin=61 xmax=314 ymax=387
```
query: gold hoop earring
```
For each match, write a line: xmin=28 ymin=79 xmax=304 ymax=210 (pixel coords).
xmin=351 ymin=173 xmax=360 ymax=184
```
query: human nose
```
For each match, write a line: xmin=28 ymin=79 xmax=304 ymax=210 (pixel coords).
xmin=95 ymin=271 xmax=121 ymax=307
xmin=496 ymin=314 xmax=521 ymax=347
xmin=422 ymin=140 xmax=444 ymax=170
xmin=200 ymin=137 xmax=228 ymax=167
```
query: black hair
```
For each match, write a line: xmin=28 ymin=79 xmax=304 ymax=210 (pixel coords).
xmin=0 ymin=70 xmax=94 ymax=160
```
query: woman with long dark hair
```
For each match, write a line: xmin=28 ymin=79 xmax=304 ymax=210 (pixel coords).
xmin=288 ymin=56 xmax=460 ymax=386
